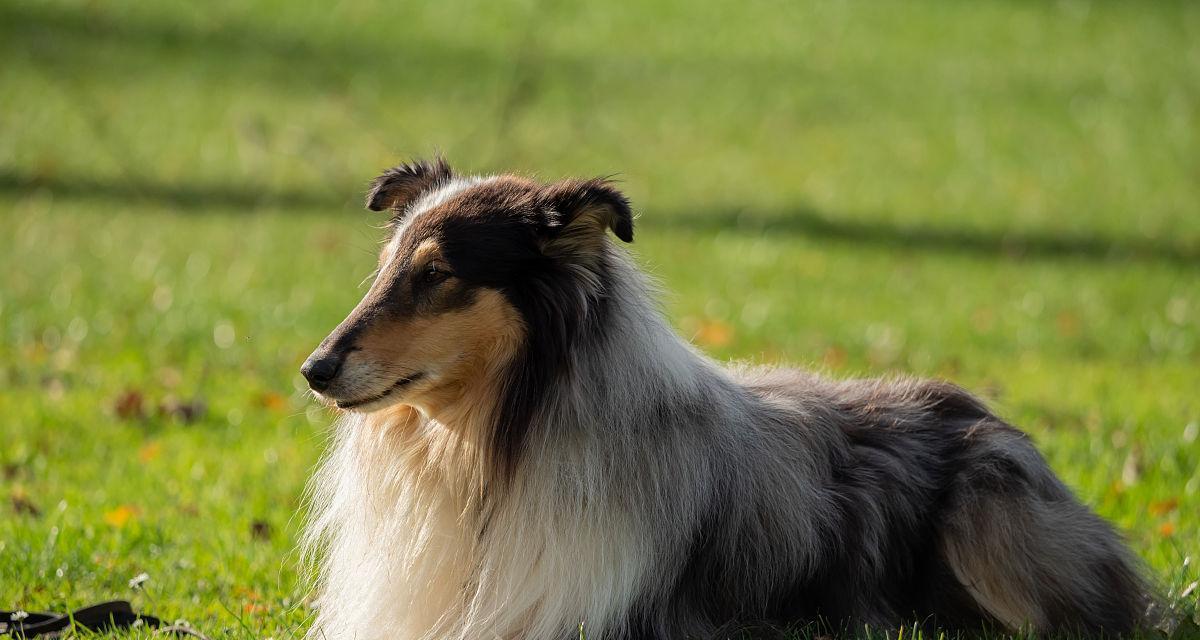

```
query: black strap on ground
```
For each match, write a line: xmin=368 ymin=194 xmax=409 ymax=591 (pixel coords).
xmin=1 ymin=601 xmax=209 ymax=638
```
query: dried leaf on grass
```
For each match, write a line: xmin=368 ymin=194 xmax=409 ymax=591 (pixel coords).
xmin=1150 ymin=497 xmax=1180 ymax=517
xmin=113 ymin=389 xmax=145 ymax=420
xmin=104 ymin=504 xmax=140 ymax=528
xmin=256 ymin=391 xmax=288 ymax=412
xmin=159 ymin=395 xmax=207 ymax=423
xmin=250 ymin=519 xmax=273 ymax=541
xmin=138 ymin=441 xmax=163 ymax=463
xmin=11 ymin=491 xmax=41 ymax=517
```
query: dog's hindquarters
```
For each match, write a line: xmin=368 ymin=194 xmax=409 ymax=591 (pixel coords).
xmin=756 ymin=373 xmax=1152 ymax=636
xmin=937 ymin=423 xmax=1150 ymax=636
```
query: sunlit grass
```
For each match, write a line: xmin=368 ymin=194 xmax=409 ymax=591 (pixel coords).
xmin=2 ymin=0 xmax=1198 ymax=637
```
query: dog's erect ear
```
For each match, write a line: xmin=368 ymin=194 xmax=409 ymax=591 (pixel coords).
xmin=540 ymin=178 xmax=634 ymax=243
xmin=365 ymin=158 xmax=453 ymax=214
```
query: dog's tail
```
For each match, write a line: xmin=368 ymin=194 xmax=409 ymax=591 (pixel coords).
xmin=938 ymin=424 xmax=1154 ymax=636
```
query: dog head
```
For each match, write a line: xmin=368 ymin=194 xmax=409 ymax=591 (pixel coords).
xmin=301 ymin=158 xmax=633 ymax=414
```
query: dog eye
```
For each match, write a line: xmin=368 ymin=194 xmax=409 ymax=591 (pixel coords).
xmin=421 ymin=264 xmax=450 ymax=285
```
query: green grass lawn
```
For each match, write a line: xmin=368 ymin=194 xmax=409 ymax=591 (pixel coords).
xmin=2 ymin=0 xmax=1198 ymax=637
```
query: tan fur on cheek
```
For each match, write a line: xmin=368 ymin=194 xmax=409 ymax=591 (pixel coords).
xmin=417 ymin=289 xmax=526 ymax=416
xmin=356 ymin=289 xmax=526 ymax=416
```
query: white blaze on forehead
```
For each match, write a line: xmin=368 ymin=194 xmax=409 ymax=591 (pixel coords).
xmin=382 ymin=175 xmax=494 ymax=269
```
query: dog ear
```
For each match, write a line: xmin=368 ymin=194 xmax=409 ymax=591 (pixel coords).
xmin=540 ymin=178 xmax=634 ymax=243
xmin=365 ymin=158 xmax=453 ymax=214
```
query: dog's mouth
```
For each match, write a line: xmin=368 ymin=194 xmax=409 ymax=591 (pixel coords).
xmin=335 ymin=372 xmax=426 ymax=410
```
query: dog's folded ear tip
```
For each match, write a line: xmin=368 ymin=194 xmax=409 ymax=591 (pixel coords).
xmin=604 ymin=191 xmax=635 ymax=243
xmin=365 ymin=157 xmax=453 ymax=214
xmin=363 ymin=186 xmax=390 ymax=212
xmin=614 ymin=222 xmax=634 ymax=243
xmin=541 ymin=176 xmax=636 ymax=244
xmin=364 ymin=192 xmax=389 ymax=212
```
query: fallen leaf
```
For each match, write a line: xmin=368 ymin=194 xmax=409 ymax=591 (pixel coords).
xmin=158 ymin=395 xmax=206 ymax=424
xmin=1149 ymin=498 xmax=1179 ymax=517
xmin=104 ymin=505 xmax=140 ymax=528
xmin=234 ymin=586 xmax=262 ymax=601
xmin=257 ymin=392 xmax=287 ymax=412
xmin=822 ymin=345 xmax=847 ymax=370
xmin=250 ymin=519 xmax=273 ymax=541
xmin=138 ymin=441 xmax=162 ymax=463
xmin=113 ymin=390 xmax=145 ymax=421
xmin=11 ymin=492 xmax=41 ymax=517
xmin=695 ymin=320 xmax=733 ymax=348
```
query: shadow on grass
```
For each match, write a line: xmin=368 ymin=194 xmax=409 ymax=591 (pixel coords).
xmin=641 ymin=208 xmax=1200 ymax=267
xmin=0 ymin=171 xmax=349 ymax=212
xmin=0 ymin=2 xmax=805 ymax=90
xmin=5 ymin=170 xmax=1198 ymax=267
xmin=0 ymin=2 xmax=563 ymax=98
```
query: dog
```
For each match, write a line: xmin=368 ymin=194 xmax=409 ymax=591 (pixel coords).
xmin=300 ymin=159 xmax=1151 ymax=639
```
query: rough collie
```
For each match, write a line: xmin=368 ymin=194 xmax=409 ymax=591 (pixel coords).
xmin=300 ymin=159 xmax=1150 ymax=639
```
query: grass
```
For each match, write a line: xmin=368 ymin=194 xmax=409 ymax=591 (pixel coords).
xmin=1 ymin=0 xmax=1198 ymax=637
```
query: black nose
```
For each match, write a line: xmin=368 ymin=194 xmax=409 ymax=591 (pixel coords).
xmin=301 ymin=352 xmax=344 ymax=392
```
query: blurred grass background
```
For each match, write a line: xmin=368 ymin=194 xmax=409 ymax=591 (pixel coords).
xmin=1 ymin=0 xmax=1198 ymax=637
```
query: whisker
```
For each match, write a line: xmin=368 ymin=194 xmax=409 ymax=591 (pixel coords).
xmin=358 ymin=266 xmax=380 ymax=290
